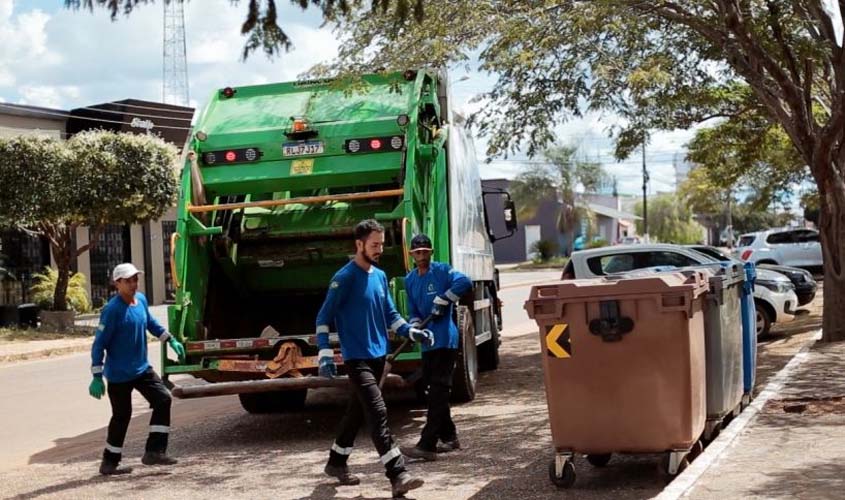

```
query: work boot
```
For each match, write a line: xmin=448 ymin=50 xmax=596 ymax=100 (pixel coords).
xmin=400 ymin=445 xmax=437 ymax=461
xmin=99 ymin=459 xmax=133 ymax=476
xmin=141 ymin=452 xmax=178 ymax=466
xmin=390 ymin=471 xmax=424 ymax=498
xmin=324 ymin=464 xmax=361 ymax=486
xmin=436 ymin=438 xmax=461 ymax=453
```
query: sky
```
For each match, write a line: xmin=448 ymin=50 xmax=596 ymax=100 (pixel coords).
xmin=0 ymin=0 xmax=696 ymax=196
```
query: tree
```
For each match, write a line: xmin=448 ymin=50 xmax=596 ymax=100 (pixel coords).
xmin=320 ymin=1 xmax=845 ymax=342
xmin=635 ymin=194 xmax=704 ymax=245
xmin=0 ymin=131 xmax=179 ymax=311
xmin=509 ymin=145 xmax=607 ymax=253
xmin=64 ymin=0 xmax=424 ymax=60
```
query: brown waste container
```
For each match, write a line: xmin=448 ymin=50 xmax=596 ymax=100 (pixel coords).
xmin=524 ymin=271 xmax=709 ymax=488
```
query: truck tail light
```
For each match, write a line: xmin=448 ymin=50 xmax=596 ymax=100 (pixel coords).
xmin=344 ymin=136 xmax=404 ymax=153
xmin=202 ymin=148 xmax=263 ymax=165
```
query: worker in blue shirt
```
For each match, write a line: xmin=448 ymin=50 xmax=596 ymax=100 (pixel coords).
xmin=88 ymin=263 xmax=186 ymax=475
xmin=400 ymin=234 xmax=472 ymax=461
xmin=316 ymin=219 xmax=432 ymax=498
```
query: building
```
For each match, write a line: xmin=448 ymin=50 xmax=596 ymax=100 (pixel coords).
xmin=0 ymin=100 xmax=194 ymax=308
xmin=482 ymin=179 xmax=640 ymax=263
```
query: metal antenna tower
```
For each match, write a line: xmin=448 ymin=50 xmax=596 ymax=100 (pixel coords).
xmin=163 ymin=1 xmax=189 ymax=106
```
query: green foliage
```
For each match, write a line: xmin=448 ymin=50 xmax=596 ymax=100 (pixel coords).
xmin=30 ymin=267 xmax=91 ymax=313
xmin=0 ymin=131 xmax=178 ymax=310
xmin=636 ymin=194 xmax=703 ymax=245
xmin=65 ymin=0 xmax=424 ymax=60
xmin=530 ymin=239 xmax=559 ymax=262
xmin=509 ymin=145 xmax=608 ymax=245
xmin=730 ymin=204 xmax=794 ymax=236
xmin=586 ymin=238 xmax=609 ymax=249
xmin=683 ymin=103 xmax=808 ymax=213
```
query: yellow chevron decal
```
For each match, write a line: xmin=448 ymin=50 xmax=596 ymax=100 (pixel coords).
xmin=546 ymin=323 xmax=571 ymax=358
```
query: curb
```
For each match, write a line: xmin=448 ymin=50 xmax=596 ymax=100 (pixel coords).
xmin=0 ymin=342 xmax=92 ymax=365
xmin=500 ymin=279 xmax=561 ymax=291
xmin=654 ymin=329 xmax=823 ymax=500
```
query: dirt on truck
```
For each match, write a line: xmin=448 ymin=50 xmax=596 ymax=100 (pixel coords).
xmin=164 ymin=69 xmax=517 ymax=413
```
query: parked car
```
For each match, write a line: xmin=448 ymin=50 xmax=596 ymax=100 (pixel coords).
xmin=687 ymin=245 xmax=817 ymax=306
xmin=734 ymin=228 xmax=823 ymax=268
xmin=561 ymin=244 xmax=798 ymax=337
xmin=619 ymin=236 xmax=642 ymax=245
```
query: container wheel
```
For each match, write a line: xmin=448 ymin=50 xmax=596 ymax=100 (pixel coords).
xmin=586 ymin=453 xmax=612 ymax=467
xmin=688 ymin=440 xmax=704 ymax=460
xmin=451 ymin=306 xmax=478 ymax=403
xmin=659 ymin=453 xmax=690 ymax=476
xmin=548 ymin=459 xmax=576 ymax=488
xmin=238 ymin=389 xmax=307 ymax=414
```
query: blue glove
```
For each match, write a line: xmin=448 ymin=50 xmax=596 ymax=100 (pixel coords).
xmin=431 ymin=295 xmax=450 ymax=318
xmin=318 ymin=349 xmax=336 ymax=378
xmin=409 ymin=328 xmax=434 ymax=347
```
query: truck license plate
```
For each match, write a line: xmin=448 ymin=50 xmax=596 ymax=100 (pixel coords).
xmin=283 ymin=141 xmax=324 ymax=157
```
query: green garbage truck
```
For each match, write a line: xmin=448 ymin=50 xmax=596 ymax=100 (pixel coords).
xmin=164 ymin=69 xmax=517 ymax=412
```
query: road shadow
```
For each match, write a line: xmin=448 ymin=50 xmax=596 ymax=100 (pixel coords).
xmin=749 ymin=459 xmax=845 ymax=499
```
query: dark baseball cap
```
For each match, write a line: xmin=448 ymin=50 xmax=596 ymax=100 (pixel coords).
xmin=410 ymin=234 xmax=433 ymax=252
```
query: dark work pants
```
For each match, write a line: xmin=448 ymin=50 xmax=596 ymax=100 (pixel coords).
xmin=327 ymin=357 xmax=405 ymax=479
xmin=418 ymin=348 xmax=458 ymax=451
xmin=103 ymin=367 xmax=172 ymax=464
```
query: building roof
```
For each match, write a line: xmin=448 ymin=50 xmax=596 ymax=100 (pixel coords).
xmin=586 ymin=202 xmax=641 ymax=221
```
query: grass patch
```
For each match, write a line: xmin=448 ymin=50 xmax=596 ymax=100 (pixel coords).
xmin=0 ymin=326 xmax=94 ymax=342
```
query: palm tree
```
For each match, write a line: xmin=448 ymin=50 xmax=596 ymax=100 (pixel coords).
xmin=509 ymin=145 xmax=608 ymax=254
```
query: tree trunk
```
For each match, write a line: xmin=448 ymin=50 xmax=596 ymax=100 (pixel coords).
xmin=818 ymin=167 xmax=845 ymax=343
xmin=46 ymin=225 xmax=74 ymax=312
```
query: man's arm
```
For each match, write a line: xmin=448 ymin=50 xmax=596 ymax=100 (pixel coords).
xmin=445 ymin=266 xmax=473 ymax=301
xmin=143 ymin=296 xmax=170 ymax=341
xmin=382 ymin=275 xmax=412 ymax=337
xmin=404 ymin=275 xmax=425 ymax=326
xmin=90 ymin=308 xmax=115 ymax=377
xmin=315 ymin=273 xmax=348 ymax=350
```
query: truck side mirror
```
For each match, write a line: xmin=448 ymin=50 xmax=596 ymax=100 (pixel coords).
xmin=504 ymin=199 xmax=518 ymax=232
xmin=482 ymin=189 xmax=518 ymax=242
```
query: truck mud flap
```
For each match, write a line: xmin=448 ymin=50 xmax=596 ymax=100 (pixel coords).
xmin=171 ymin=373 xmax=411 ymax=399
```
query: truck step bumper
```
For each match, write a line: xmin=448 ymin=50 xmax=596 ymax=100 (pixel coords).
xmin=171 ymin=373 xmax=410 ymax=399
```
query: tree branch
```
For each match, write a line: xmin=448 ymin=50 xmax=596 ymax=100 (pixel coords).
xmin=75 ymin=224 xmax=102 ymax=257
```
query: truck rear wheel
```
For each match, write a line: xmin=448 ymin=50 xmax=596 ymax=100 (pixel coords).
xmin=238 ymin=389 xmax=307 ymax=414
xmin=478 ymin=305 xmax=500 ymax=372
xmin=452 ymin=306 xmax=478 ymax=403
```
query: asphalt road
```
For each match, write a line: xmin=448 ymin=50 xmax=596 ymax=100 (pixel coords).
xmin=0 ymin=270 xmax=822 ymax=499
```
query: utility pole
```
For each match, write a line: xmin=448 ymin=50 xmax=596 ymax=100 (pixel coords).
xmin=642 ymin=142 xmax=649 ymax=240
xmin=163 ymin=1 xmax=189 ymax=106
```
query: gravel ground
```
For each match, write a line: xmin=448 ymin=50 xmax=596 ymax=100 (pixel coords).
xmin=0 ymin=283 xmax=824 ymax=500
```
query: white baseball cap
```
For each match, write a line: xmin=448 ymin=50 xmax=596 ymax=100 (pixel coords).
xmin=112 ymin=263 xmax=143 ymax=282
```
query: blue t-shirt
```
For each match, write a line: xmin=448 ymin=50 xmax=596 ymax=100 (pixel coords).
xmin=405 ymin=262 xmax=472 ymax=351
xmin=91 ymin=292 xmax=168 ymax=383
xmin=315 ymin=261 xmax=411 ymax=361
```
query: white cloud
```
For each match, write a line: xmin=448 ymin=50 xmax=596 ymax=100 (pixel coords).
xmin=0 ymin=2 xmax=58 ymax=88
xmin=17 ymin=84 xmax=80 ymax=108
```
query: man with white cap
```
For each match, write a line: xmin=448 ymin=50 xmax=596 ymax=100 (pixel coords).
xmin=88 ymin=263 xmax=186 ymax=475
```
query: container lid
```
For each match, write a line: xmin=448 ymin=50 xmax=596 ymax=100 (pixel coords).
xmin=525 ymin=270 xmax=709 ymax=306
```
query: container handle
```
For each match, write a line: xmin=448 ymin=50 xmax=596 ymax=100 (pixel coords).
xmin=588 ymin=300 xmax=634 ymax=342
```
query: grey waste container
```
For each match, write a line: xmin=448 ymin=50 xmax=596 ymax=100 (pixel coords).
xmin=697 ymin=263 xmax=745 ymax=439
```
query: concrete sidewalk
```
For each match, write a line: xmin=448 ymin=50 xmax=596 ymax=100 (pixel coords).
xmin=667 ymin=338 xmax=845 ymax=499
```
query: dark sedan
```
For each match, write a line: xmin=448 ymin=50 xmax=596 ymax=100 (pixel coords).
xmin=687 ymin=245 xmax=817 ymax=306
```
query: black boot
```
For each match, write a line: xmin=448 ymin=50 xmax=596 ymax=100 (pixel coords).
xmin=390 ymin=471 xmax=424 ymax=497
xmin=142 ymin=451 xmax=178 ymax=466
xmin=324 ymin=464 xmax=361 ymax=486
xmin=99 ymin=451 xmax=132 ymax=476
xmin=437 ymin=438 xmax=461 ymax=453
xmin=400 ymin=445 xmax=437 ymax=461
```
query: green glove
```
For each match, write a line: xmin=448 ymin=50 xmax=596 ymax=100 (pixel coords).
xmin=89 ymin=377 xmax=105 ymax=399
xmin=168 ymin=337 xmax=186 ymax=363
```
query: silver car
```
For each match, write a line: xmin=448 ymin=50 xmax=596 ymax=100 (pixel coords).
xmin=734 ymin=228 xmax=823 ymax=268
xmin=561 ymin=244 xmax=798 ymax=336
